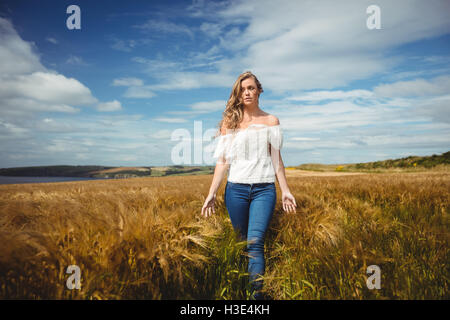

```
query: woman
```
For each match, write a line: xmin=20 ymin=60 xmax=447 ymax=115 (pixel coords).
xmin=201 ymin=71 xmax=297 ymax=300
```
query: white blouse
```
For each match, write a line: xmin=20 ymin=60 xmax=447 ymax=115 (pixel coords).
xmin=213 ymin=124 xmax=283 ymax=183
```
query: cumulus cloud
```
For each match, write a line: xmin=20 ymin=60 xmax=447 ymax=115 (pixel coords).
xmin=66 ymin=55 xmax=89 ymax=66
xmin=0 ymin=17 xmax=99 ymax=123
xmin=288 ymin=90 xmax=374 ymax=102
xmin=112 ymin=77 xmax=144 ymax=87
xmin=0 ymin=17 xmax=46 ymax=75
xmin=153 ymin=117 xmax=188 ymax=123
xmin=166 ymin=100 xmax=227 ymax=116
xmin=45 ymin=37 xmax=58 ymax=44
xmin=374 ymin=75 xmax=450 ymax=97
xmin=411 ymin=95 xmax=450 ymax=124
xmin=123 ymin=86 xmax=156 ymax=98
xmin=0 ymin=72 xmax=97 ymax=105
xmin=0 ymin=16 xmax=131 ymax=168
xmin=190 ymin=100 xmax=227 ymax=113
xmin=96 ymin=100 xmax=123 ymax=112
xmin=146 ymin=0 xmax=450 ymax=93
xmin=109 ymin=36 xmax=138 ymax=52
xmin=111 ymin=76 xmax=155 ymax=98
xmin=150 ymin=129 xmax=172 ymax=140
xmin=145 ymin=71 xmax=235 ymax=91
xmin=133 ymin=19 xmax=195 ymax=39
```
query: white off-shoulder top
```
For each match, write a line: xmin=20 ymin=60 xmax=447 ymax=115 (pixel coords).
xmin=213 ymin=124 xmax=283 ymax=183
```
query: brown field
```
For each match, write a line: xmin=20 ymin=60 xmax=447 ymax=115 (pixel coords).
xmin=150 ymin=167 xmax=171 ymax=172
xmin=285 ymin=169 xmax=364 ymax=177
xmin=0 ymin=171 xmax=448 ymax=299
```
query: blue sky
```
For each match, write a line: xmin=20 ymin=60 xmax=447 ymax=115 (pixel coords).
xmin=0 ymin=0 xmax=449 ymax=168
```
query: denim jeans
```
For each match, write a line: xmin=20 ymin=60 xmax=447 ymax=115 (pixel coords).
xmin=224 ymin=180 xmax=277 ymax=299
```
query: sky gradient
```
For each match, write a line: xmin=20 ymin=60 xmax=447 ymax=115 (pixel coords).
xmin=0 ymin=0 xmax=449 ymax=168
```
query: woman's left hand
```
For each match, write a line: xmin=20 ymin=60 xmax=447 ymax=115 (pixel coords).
xmin=282 ymin=192 xmax=297 ymax=213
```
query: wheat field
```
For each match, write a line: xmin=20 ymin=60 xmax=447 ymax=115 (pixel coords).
xmin=0 ymin=171 xmax=448 ymax=299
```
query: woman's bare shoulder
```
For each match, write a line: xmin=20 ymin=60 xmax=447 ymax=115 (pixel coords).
xmin=219 ymin=123 xmax=229 ymax=135
xmin=266 ymin=114 xmax=280 ymax=126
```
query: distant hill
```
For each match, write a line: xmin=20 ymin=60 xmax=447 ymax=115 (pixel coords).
xmin=294 ymin=151 xmax=450 ymax=172
xmin=2 ymin=151 xmax=448 ymax=178
xmin=0 ymin=165 xmax=214 ymax=179
xmin=0 ymin=165 xmax=114 ymax=178
xmin=349 ymin=151 xmax=450 ymax=170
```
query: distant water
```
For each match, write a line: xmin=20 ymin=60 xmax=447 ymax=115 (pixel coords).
xmin=0 ymin=176 xmax=111 ymax=185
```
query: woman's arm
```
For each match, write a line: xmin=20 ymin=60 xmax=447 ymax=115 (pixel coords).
xmin=201 ymin=157 xmax=229 ymax=217
xmin=272 ymin=149 xmax=297 ymax=213
xmin=202 ymin=125 xmax=230 ymax=217
xmin=268 ymin=115 xmax=297 ymax=213
xmin=272 ymin=150 xmax=290 ymax=194
xmin=207 ymin=158 xmax=230 ymax=196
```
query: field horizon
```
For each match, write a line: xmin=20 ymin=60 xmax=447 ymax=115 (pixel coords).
xmin=0 ymin=150 xmax=448 ymax=181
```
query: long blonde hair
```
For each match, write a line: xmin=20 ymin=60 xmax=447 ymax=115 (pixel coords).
xmin=216 ymin=71 xmax=263 ymax=136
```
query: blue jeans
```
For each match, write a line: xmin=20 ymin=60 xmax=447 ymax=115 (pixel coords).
xmin=224 ymin=180 xmax=277 ymax=299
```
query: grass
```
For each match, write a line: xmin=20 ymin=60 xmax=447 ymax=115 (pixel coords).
xmin=0 ymin=172 xmax=448 ymax=299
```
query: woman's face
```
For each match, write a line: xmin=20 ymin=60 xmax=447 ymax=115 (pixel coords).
xmin=240 ymin=77 xmax=260 ymax=107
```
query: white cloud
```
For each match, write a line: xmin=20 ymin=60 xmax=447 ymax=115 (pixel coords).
xmin=35 ymin=118 xmax=77 ymax=133
xmin=153 ymin=117 xmax=188 ymax=123
xmin=259 ymin=83 xmax=449 ymax=162
xmin=149 ymin=129 xmax=172 ymax=140
xmin=123 ymin=86 xmax=156 ymax=98
xmin=46 ymin=37 xmax=58 ymax=44
xmin=288 ymin=90 xmax=374 ymax=101
xmin=190 ymin=100 xmax=226 ymax=112
xmin=96 ymin=100 xmax=123 ymax=112
xmin=146 ymin=71 xmax=235 ymax=91
xmin=0 ymin=17 xmax=101 ymax=125
xmin=131 ymin=56 xmax=183 ymax=73
xmin=0 ymin=72 xmax=97 ymax=105
xmin=112 ymin=77 xmax=144 ymax=87
xmin=291 ymin=137 xmax=321 ymax=141
xmin=109 ymin=36 xmax=138 ymax=52
xmin=199 ymin=22 xmax=223 ymax=37
xmin=149 ymin=0 xmax=450 ymax=93
xmin=111 ymin=76 xmax=155 ymax=98
xmin=66 ymin=55 xmax=89 ymax=66
xmin=164 ymin=100 xmax=227 ymax=116
xmin=0 ymin=18 xmax=46 ymax=75
xmin=0 ymin=119 xmax=30 ymax=137
xmin=374 ymin=75 xmax=450 ymax=97
xmin=133 ymin=19 xmax=195 ymax=39
xmin=411 ymin=95 xmax=450 ymax=124
xmin=1 ymin=97 xmax=80 ymax=116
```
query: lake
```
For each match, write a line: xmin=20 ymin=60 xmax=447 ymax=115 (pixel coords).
xmin=0 ymin=176 xmax=111 ymax=185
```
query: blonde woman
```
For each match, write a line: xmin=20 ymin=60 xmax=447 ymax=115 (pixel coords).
xmin=201 ymin=71 xmax=297 ymax=300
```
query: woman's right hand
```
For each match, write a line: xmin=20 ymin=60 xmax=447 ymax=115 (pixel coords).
xmin=201 ymin=193 xmax=216 ymax=217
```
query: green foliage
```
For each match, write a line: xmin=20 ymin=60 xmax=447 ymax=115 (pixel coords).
xmin=349 ymin=151 xmax=450 ymax=170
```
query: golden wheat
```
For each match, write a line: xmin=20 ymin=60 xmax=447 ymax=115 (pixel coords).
xmin=0 ymin=172 xmax=448 ymax=299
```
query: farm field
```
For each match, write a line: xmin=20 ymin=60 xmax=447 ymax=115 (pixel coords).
xmin=0 ymin=170 xmax=448 ymax=299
